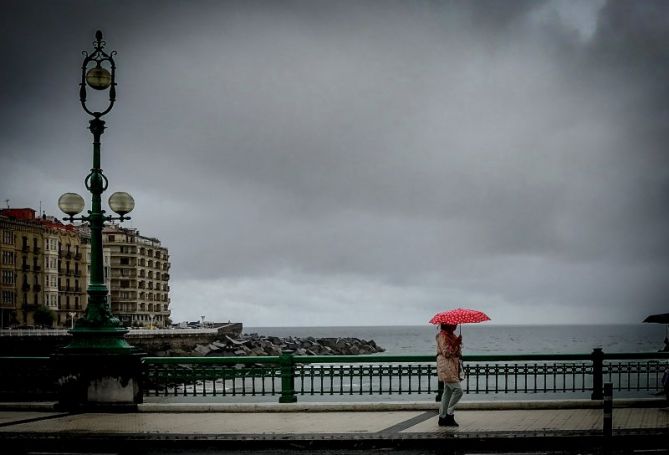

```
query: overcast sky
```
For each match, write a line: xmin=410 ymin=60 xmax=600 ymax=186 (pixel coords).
xmin=1 ymin=0 xmax=668 ymax=326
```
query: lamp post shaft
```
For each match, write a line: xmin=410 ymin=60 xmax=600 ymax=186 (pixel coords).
xmin=87 ymin=118 xmax=106 ymax=288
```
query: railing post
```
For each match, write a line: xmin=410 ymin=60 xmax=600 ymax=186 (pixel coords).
xmin=603 ymin=382 xmax=613 ymax=437
xmin=436 ymin=379 xmax=443 ymax=402
xmin=591 ymin=348 xmax=604 ymax=400
xmin=279 ymin=349 xmax=297 ymax=403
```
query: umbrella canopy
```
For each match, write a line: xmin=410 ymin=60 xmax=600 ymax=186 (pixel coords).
xmin=643 ymin=313 xmax=669 ymax=324
xmin=429 ymin=308 xmax=491 ymax=325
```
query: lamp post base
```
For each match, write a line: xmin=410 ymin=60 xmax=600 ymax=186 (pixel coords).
xmin=53 ymin=327 xmax=144 ymax=411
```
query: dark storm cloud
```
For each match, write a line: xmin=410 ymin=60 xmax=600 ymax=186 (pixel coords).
xmin=2 ymin=1 xmax=669 ymax=325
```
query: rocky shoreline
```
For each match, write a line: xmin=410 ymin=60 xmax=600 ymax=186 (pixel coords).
xmin=184 ymin=333 xmax=385 ymax=357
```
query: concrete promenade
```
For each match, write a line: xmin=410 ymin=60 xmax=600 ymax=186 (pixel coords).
xmin=0 ymin=400 xmax=667 ymax=453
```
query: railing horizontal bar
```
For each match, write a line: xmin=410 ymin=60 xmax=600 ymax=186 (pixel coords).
xmin=141 ymin=352 xmax=669 ymax=366
xmin=602 ymin=352 xmax=669 ymax=360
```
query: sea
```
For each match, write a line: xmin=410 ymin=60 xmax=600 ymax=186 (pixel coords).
xmin=245 ymin=324 xmax=668 ymax=356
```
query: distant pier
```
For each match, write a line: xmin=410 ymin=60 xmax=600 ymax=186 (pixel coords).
xmin=0 ymin=323 xmax=243 ymax=356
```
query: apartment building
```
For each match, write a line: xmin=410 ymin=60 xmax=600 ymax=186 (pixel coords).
xmin=104 ymin=225 xmax=171 ymax=328
xmin=0 ymin=209 xmax=88 ymax=328
xmin=41 ymin=218 xmax=87 ymax=327
xmin=0 ymin=208 xmax=170 ymax=328
xmin=1 ymin=209 xmax=46 ymax=326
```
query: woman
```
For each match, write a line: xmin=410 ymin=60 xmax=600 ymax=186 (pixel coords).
xmin=436 ymin=323 xmax=464 ymax=427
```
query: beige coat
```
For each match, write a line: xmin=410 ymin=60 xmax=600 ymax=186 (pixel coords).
xmin=436 ymin=332 xmax=462 ymax=383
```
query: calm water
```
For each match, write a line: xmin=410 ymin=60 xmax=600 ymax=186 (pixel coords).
xmin=246 ymin=324 xmax=668 ymax=355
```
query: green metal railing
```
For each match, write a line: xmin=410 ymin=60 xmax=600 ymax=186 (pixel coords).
xmin=1 ymin=351 xmax=666 ymax=403
xmin=142 ymin=350 xmax=669 ymax=403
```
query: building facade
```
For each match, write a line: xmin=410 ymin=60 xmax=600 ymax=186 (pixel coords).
xmin=0 ymin=209 xmax=48 ymax=327
xmin=104 ymin=226 xmax=171 ymax=328
xmin=0 ymin=208 xmax=170 ymax=329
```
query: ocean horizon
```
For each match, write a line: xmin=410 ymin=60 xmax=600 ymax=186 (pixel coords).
xmin=245 ymin=323 xmax=668 ymax=356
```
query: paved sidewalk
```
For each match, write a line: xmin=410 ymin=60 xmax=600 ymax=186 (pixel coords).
xmin=0 ymin=402 xmax=667 ymax=453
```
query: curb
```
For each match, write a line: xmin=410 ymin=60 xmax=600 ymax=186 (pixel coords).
xmin=137 ymin=398 xmax=665 ymax=413
xmin=0 ymin=402 xmax=58 ymax=411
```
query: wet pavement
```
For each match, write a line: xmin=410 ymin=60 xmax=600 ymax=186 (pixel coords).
xmin=0 ymin=400 xmax=666 ymax=454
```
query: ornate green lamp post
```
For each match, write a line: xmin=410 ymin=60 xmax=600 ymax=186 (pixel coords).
xmin=58 ymin=30 xmax=135 ymax=352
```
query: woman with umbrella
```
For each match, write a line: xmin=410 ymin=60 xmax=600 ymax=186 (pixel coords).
xmin=430 ymin=308 xmax=490 ymax=427
xmin=436 ymin=323 xmax=464 ymax=426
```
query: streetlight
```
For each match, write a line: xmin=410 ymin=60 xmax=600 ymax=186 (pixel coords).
xmin=58 ymin=31 xmax=135 ymax=351
xmin=68 ymin=312 xmax=76 ymax=330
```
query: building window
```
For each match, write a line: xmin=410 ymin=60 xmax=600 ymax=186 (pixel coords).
xmin=121 ymin=280 xmax=130 ymax=288
xmin=120 ymin=257 xmax=130 ymax=265
xmin=108 ymin=235 xmax=115 ymax=242
xmin=2 ymin=230 xmax=14 ymax=244
xmin=1 ymin=270 xmax=15 ymax=285
xmin=1 ymin=251 xmax=14 ymax=265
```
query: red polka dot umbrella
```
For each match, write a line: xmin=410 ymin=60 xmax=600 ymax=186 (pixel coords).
xmin=429 ymin=308 xmax=491 ymax=325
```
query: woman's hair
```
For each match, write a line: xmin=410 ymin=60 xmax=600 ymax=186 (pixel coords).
xmin=440 ymin=323 xmax=457 ymax=332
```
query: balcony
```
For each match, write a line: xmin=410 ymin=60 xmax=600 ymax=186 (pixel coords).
xmin=22 ymin=283 xmax=30 ymax=292
xmin=74 ymin=252 xmax=82 ymax=260
xmin=21 ymin=264 xmax=30 ymax=272
xmin=21 ymin=245 xmax=29 ymax=253
xmin=33 ymin=284 xmax=41 ymax=292
xmin=33 ymin=265 xmax=41 ymax=272
xmin=33 ymin=246 xmax=41 ymax=254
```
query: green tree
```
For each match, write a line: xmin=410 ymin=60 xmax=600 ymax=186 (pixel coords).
xmin=33 ymin=305 xmax=55 ymax=328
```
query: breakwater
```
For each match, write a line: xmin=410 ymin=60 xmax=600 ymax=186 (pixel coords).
xmin=0 ymin=325 xmax=385 ymax=357
xmin=189 ymin=333 xmax=385 ymax=357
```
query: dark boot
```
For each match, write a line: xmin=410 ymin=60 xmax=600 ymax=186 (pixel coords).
xmin=438 ymin=416 xmax=448 ymax=426
xmin=445 ymin=414 xmax=459 ymax=427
